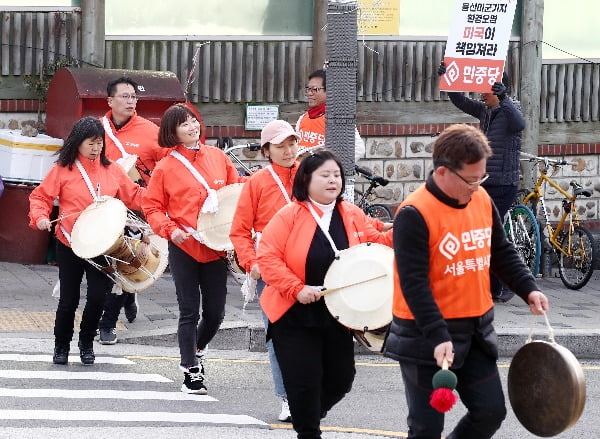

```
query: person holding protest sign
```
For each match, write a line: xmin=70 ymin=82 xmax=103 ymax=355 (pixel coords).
xmin=438 ymin=63 xmax=525 ymax=302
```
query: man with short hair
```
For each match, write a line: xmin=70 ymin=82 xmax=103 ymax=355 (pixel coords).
xmin=98 ymin=77 xmax=168 ymax=345
xmin=296 ymin=69 xmax=365 ymax=162
xmin=384 ymin=124 xmax=549 ymax=439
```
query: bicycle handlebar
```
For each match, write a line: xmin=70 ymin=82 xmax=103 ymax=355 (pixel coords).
xmin=221 ymin=142 xmax=261 ymax=154
xmin=355 ymin=166 xmax=389 ymax=187
xmin=519 ymin=151 xmax=575 ymax=167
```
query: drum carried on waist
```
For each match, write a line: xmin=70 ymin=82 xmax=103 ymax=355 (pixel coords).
xmin=116 ymin=154 xmax=143 ymax=185
xmin=196 ymin=183 xmax=244 ymax=252
xmin=323 ymin=242 xmax=394 ymax=353
xmin=70 ymin=196 xmax=168 ymax=292
xmin=507 ymin=320 xmax=586 ymax=437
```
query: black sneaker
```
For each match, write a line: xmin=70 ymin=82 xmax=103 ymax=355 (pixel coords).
xmin=78 ymin=341 xmax=95 ymax=365
xmin=181 ymin=366 xmax=207 ymax=395
xmin=124 ymin=294 xmax=138 ymax=323
xmin=53 ymin=343 xmax=69 ymax=365
xmin=99 ymin=328 xmax=117 ymax=345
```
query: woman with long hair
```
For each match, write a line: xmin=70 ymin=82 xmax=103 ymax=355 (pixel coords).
xmin=29 ymin=116 xmax=144 ymax=365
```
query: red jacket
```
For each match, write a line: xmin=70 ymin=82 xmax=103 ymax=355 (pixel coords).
xmin=229 ymin=162 xmax=298 ymax=272
xmin=258 ymin=200 xmax=393 ymax=323
xmin=143 ymin=144 xmax=244 ymax=263
xmin=29 ymin=155 xmax=145 ymax=247
xmin=102 ymin=111 xmax=168 ymax=185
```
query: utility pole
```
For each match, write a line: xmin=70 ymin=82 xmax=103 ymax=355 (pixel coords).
xmin=311 ymin=0 xmax=328 ymax=72
xmin=80 ymin=0 xmax=105 ymax=67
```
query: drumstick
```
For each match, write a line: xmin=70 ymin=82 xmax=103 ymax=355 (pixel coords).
xmin=320 ymin=272 xmax=387 ymax=296
xmin=49 ymin=210 xmax=83 ymax=224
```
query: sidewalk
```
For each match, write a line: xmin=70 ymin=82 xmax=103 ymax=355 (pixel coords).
xmin=1 ymin=261 xmax=599 ymax=358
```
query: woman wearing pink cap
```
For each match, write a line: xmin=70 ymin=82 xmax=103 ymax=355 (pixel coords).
xmin=230 ymin=119 xmax=299 ymax=422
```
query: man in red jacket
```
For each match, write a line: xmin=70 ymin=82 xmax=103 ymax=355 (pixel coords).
xmin=98 ymin=77 xmax=169 ymax=345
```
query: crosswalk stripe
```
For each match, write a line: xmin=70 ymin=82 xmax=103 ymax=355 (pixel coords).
xmin=0 ymin=370 xmax=172 ymax=382
xmin=0 ymin=354 xmax=135 ymax=365
xmin=0 ymin=410 xmax=267 ymax=425
xmin=0 ymin=388 xmax=216 ymax=401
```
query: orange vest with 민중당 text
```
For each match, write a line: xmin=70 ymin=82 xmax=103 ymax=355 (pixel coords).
xmin=393 ymin=184 xmax=494 ymax=320
xmin=296 ymin=113 xmax=325 ymax=149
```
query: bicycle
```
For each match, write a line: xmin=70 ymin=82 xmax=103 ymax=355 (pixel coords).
xmin=518 ymin=151 xmax=596 ymax=289
xmin=216 ymin=136 xmax=262 ymax=176
xmin=354 ymin=166 xmax=394 ymax=222
xmin=504 ymin=203 xmax=541 ymax=277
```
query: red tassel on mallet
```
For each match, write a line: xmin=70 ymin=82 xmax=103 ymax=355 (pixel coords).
xmin=430 ymin=357 xmax=458 ymax=413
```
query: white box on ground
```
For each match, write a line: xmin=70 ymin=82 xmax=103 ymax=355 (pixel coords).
xmin=0 ymin=129 xmax=63 ymax=182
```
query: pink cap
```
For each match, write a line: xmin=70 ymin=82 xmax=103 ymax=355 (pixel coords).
xmin=260 ymin=120 xmax=300 ymax=147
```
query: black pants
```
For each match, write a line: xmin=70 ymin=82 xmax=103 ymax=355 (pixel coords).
xmin=168 ymin=243 xmax=227 ymax=368
xmin=400 ymin=339 xmax=506 ymax=439
xmin=485 ymin=184 xmax=518 ymax=298
xmin=99 ymin=290 xmax=135 ymax=330
xmin=54 ymin=240 xmax=113 ymax=344
xmin=271 ymin=318 xmax=356 ymax=439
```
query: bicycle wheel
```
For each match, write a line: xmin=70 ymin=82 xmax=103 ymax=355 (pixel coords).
xmin=366 ymin=204 xmax=393 ymax=222
xmin=505 ymin=204 xmax=541 ymax=276
xmin=557 ymin=225 xmax=596 ymax=290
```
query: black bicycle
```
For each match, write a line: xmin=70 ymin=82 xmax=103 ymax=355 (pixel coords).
xmin=354 ymin=166 xmax=394 ymax=222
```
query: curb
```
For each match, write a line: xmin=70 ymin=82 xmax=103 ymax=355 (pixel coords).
xmin=119 ymin=324 xmax=600 ymax=360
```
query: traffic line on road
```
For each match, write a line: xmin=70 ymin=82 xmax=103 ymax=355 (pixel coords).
xmin=0 ymin=370 xmax=172 ymax=382
xmin=0 ymin=354 xmax=135 ymax=365
xmin=0 ymin=388 xmax=216 ymax=401
xmin=270 ymin=423 xmax=408 ymax=437
xmin=0 ymin=410 xmax=267 ymax=425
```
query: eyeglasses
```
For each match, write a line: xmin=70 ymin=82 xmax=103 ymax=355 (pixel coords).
xmin=112 ymin=94 xmax=138 ymax=101
xmin=304 ymin=86 xmax=325 ymax=95
xmin=449 ymin=168 xmax=489 ymax=186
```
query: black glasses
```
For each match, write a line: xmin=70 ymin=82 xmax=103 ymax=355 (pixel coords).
xmin=449 ymin=168 xmax=489 ymax=186
xmin=304 ymin=86 xmax=325 ymax=94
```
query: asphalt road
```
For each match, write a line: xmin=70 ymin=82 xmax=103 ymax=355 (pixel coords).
xmin=0 ymin=338 xmax=598 ymax=438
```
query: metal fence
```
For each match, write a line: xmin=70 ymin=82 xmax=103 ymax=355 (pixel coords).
xmin=1 ymin=9 xmax=599 ymax=123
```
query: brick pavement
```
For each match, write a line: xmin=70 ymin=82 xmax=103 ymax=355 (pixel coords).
xmin=0 ymin=261 xmax=598 ymax=357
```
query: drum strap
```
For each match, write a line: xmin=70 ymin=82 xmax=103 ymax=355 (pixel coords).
xmin=307 ymin=202 xmax=340 ymax=257
xmin=102 ymin=116 xmax=129 ymax=159
xmin=170 ymin=150 xmax=219 ymax=213
xmin=75 ymin=160 xmax=100 ymax=201
xmin=266 ymin=165 xmax=292 ymax=204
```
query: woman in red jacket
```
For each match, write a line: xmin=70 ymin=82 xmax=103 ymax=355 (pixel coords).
xmin=229 ymin=119 xmax=299 ymax=422
xmin=257 ymin=148 xmax=392 ymax=439
xmin=143 ymin=104 xmax=243 ymax=395
xmin=29 ymin=116 xmax=144 ymax=366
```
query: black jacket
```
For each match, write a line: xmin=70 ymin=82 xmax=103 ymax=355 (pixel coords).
xmin=383 ymin=176 xmax=538 ymax=367
xmin=448 ymin=92 xmax=525 ymax=187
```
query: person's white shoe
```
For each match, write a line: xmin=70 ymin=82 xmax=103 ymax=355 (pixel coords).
xmin=278 ymin=398 xmax=291 ymax=422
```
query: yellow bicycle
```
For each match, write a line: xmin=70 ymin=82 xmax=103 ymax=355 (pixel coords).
xmin=519 ymin=152 xmax=596 ymax=289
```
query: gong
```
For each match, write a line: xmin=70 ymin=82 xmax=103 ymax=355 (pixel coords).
xmin=507 ymin=340 xmax=586 ymax=437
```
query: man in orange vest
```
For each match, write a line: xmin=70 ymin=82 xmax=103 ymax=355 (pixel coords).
xmin=384 ymin=124 xmax=549 ymax=439
xmin=295 ymin=69 xmax=365 ymax=162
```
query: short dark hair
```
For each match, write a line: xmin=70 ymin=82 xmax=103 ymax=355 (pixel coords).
xmin=308 ymin=69 xmax=326 ymax=89
xmin=158 ymin=104 xmax=198 ymax=148
xmin=432 ymin=124 xmax=492 ymax=170
xmin=107 ymin=77 xmax=138 ymax=97
xmin=57 ymin=116 xmax=110 ymax=168
xmin=292 ymin=148 xmax=345 ymax=202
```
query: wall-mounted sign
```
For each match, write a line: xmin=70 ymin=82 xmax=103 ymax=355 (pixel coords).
xmin=245 ymin=104 xmax=280 ymax=130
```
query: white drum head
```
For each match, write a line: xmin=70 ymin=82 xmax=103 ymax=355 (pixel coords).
xmin=117 ymin=234 xmax=169 ymax=293
xmin=196 ymin=183 xmax=244 ymax=251
xmin=117 ymin=154 xmax=142 ymax=182
xmin=71 ymin=197 xmax=127 ymax=259
xmin=323 ymin=242 xmax=394 ymax=331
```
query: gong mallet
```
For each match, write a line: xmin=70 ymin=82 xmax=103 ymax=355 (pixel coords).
xmin=430 ymin=356 xmax=458 ymax=413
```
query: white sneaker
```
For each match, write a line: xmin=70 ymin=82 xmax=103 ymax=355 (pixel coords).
xmin=278 ymin=398 xmax=291 ymax=422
